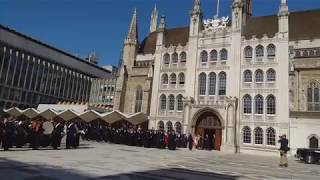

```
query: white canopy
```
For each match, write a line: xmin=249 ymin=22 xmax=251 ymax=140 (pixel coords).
xmin=3 ymin=107 xmax=23 ymax=117
xmin=3 ymin=107 xmax=148 ymax=125
xmin=22 ymin=108 xmax=39 ymax=119
xmin=57 ymin=109 xmax=79 ymax=121
xmin=79 ymin=110 xmax=101 ymax=122
xmin=39 ymin=109 xmax=58 ymax=120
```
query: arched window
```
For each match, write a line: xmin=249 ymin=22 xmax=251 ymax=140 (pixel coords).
xmin=166 ymin=121 xmax=173 ymax=131
xmin=161 ymin=74 xmax=168 ymax=84
xmin=243 ymin=95 xmax=252 ymax=114
xmin=244 ymin=46 xmax=253 ymax=59
xmin=267 ymin=44 xmax=276 ymax=57
xmin=169 ymin=95 xmax=175 ymax=111
xmin=158 ymin=121 xmax=164 ymax=130
xmin=256 ymin=45 xmax=264 ymax=58
xmin=210 ymin=50 xmax=218 ymax=61
xmin=170 ymin=73 xmax=176 ymax=84
xmin=266 ymin=69 xmax=276 ymax=82
xmin=266 ymin=127 xmax=276 ymax=145
xmin=172 ymin=52 xmax=178 ymax=64
xmin=243 ymin=70 xmax=252 ymax=82
xmin=178 ymin=73 xmax=185 ymax=85
xmin=218 ymin=72 xmax=226 ymax=95
xmin=255 ymin=69 xmax=264 ymax=83
xmin=266 ymin=95 xmax=276 ymax=114
xmin=199 ymin=73 xmax=206 ymax=96
xmin=309 ymin=136 xmax=319 ymax=148
xmin=254 ymin=127 xmax=263 ymax=144
xmin=307 ymin=81 xmax=320 ymax=111
xmin=242 ymin=126 xmax=251 ymax=143
xmin=200 ymin=51 xmax=208 ymax=63
xmin=220 ymin=49 xmax=228 ymax=60
xmin=160 ymin=94 xmax=166 ymax=110
xmin=134 ymin=86 xmax=143 ymax=113
xmin=163 ymin=53 xmax=170 ymax=64
xmin=177 ymin=94 xmax=183 ymax=111
xmin=180 ymin=52 xmax=187 ymax=63
xmin=255 ymin=95 xmax=264 ymax=114
xmin=209 ymin=72 xmax=216 ymax=95
xmin=175 ymin=122 xmax=182 ymax=134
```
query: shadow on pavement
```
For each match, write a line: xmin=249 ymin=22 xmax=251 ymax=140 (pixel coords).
xmin=0 ymin=157 xmax=240 ymax=180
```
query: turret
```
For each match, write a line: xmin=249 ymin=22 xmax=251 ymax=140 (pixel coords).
xmin=156 ymin=16 xmax=165 ymax=48
xmin=232 ymin=0 xmax=252 ymax=32
xmin=278 ymin=0 xmax=289 ymax=39
xmin=149 ymin=4 xmax=158 ymax=33
xmin=189 ymin=0 xmax=203 ymax=36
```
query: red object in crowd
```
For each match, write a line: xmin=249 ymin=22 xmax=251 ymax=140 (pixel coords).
xmin=164 ymin=135 xmax=168 ymax=145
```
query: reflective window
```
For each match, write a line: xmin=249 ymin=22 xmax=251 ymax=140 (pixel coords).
xmin=220 ymin=49 xmax=228 ymax=60
xmin=266 ymin=127 xmax=276 ymax=145
xmin=266 ymin=95 xmax=276 ymax=115
xmin=200 ymin=51 xmax=208 ymax=63
xmin=243 ymin=126 xmax=251 ymax=143
xmin=254 ymin=127 xmax=263 ymax=144
xmin=210 ymin=50 xmax=218 ymax=61
xmin=256 ymin=45 xmax=264 ymax=57
xmin=169 ymin=95 xmax=175 ymax=111
xmin=255 ymin=95 xmax=264 ymax=114
xmin=199 ymin=73 xmax=206 ymax=95
xmin=218 ymin=72 xmax=226 ymax=95
xmin=243 ymin=95 xmax=252 ymax=114
xmin=208 ymin=72 xmax=216 ymax=95
xmin=244 ymin=70 xmax=252 ymax=82
xmin=160 ymin=94 xmax=166 ymax=110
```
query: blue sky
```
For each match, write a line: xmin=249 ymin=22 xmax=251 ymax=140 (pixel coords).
xmin=0 ymin=0 xmax=319 ymax=66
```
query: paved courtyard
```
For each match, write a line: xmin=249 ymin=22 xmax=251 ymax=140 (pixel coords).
xmin=0 ymin=141 xmax=319 ymax=180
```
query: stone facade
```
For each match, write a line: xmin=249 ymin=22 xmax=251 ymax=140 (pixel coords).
xmin=114 ymin=0 xmax=320 ymax=154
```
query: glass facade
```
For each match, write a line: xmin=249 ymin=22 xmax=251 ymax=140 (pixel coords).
xmin=0 ymin=41 xmax=94 ymax=110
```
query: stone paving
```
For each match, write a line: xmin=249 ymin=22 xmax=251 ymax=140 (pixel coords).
xmin=0 ymin=141 xmax=319 ymax=180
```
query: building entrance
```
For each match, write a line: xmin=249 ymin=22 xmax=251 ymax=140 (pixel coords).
xmin=195 ymin=111 xmax=222 ymax=151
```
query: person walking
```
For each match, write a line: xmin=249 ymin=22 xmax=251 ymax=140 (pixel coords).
xmin=278 ymin=134 xmax=289 ymax=167
xmin=187 ymin=133 xmax=193 ymax=151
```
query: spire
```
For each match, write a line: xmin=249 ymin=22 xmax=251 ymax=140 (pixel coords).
xmin=192 ymin=0 xmax=201 ymax=14
xmin=126 ymin=8 xmax=138 ymax=42
xmin=149 ymin=4 xmax=158 ymax=33
xmin=279 ymin=0 xmax=289 ymax=16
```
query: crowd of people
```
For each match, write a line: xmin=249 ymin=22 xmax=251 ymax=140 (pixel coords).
xmin=0 ymin=118 xmax=82 ymax=151
xmin=0 ymin=117 xmax=216 ymax=151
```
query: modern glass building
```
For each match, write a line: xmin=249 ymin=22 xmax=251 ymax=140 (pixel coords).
xmin=0 ymin=24 xmax=111 ymax=111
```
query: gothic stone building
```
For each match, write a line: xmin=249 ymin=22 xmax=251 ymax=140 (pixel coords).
xmin=114 ymin=0 xmax=320 ymax=154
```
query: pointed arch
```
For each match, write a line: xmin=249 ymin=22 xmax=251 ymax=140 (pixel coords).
xmin=244 ymin=46 xmax=253 ymax=59
xmin=243 ymin=70 xmax=252 ymax=82
xmin=243 ymin=94 xmax=252 ymax=114
xmin=178 ymin=72 xmax=185 ymax=85
xmin=163 ymin=53 xmax=170 ymax=64
xmin=256 ymin=45 xmax=264 ymax=57
xmin=200 ymin=50 xmax=208 ymax=62
xmin=172 ymin=52 xmax=178 ymax=64
xmin=266 ymin=95 xmax=276 ymax=115
xmin=267 ymin=44 xmax=276 ymax=57
xmin=210 ymin=50 xmax=218 ymax=61
xmin=209 ymin=72 xmax=216 ymax=95
xmin=199 ymin=73 xmax=207 ymax=96
xmin=160 ymin=94 xmax=167 ymax=110
xmin=177 ymin=94 xmax=183 ymax=111
xmin=170 ymin=73 xmax=176 ymax=84
xmin=134 ymin=85 xmax=143 ymax=113
xmin=168 ymin=94 xmax=175 ymax=111
xmin=242 ymin=126 xmax=251 ymax=144
xmin=220 ymin=48 xmax=228 ymax=60
xmin=180 ymin=52 xmax=187 ymax=63
xmin=266 ymin=68 xmax=276 ymax=82
xmin=255 ymin=95 xmax=264 ymax=114
xmin=266 ymin=127 xmax=276 ymax=145
xmin=218 ymin=71 xmax=226 ymax=95
xmin=161 ymin=73 xmax=168 ymax=84
xmin=255 ymin=69 xmax=264 ymax=82
xmin=254 ymin=127 xmax=263 ymax=144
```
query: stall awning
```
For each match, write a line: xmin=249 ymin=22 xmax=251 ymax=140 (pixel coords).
xmin=22 ymin=108 xmax=39 ymax=119
xmin=58 ymin=109 xmax=80 ymax=121
xmin=39 ymin=109 xmax=58 ymax=120
xmin=3 ymin=107 xmax=149 ymax=125
xmin=3 ymin=107 xmax=23 ymax=117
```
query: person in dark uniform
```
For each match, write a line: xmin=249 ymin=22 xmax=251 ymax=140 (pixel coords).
xmin=30 ymin=121 xmax=43 ymax=150
xmin=188 ymin=133 xmax=193 ymax=151
xmin=278 ymin=134 xmax=290 ymax=167
xmin=51 ymin=122 xmax=64 ymax=149
xmin=2 ymin=119 xmax=14 ymax=151
xmin=15 ymin=121 xmax=27 ymax=148
xmin=66 ymin=122 xmax=77 ymax=149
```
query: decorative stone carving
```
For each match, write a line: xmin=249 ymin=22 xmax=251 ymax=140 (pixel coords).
xmin=203 ymin=16 xmax=230 ymax=33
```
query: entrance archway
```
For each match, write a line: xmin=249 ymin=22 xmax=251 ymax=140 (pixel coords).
xmin=193 ymin=110 xmax=222 ymax=151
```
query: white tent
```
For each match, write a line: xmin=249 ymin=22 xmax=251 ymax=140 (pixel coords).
xmin=3 ymin=107 xmax=23 ymax=117
xmin=57 ymin=109 xmax=80 ymax=121
xmin=39 ymin=109 xmax=58 ymax=120
xmin=78 ymin=110 xmax=101 ymax=122
xmin=22 ymin=108 xmax=39 ymax=119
